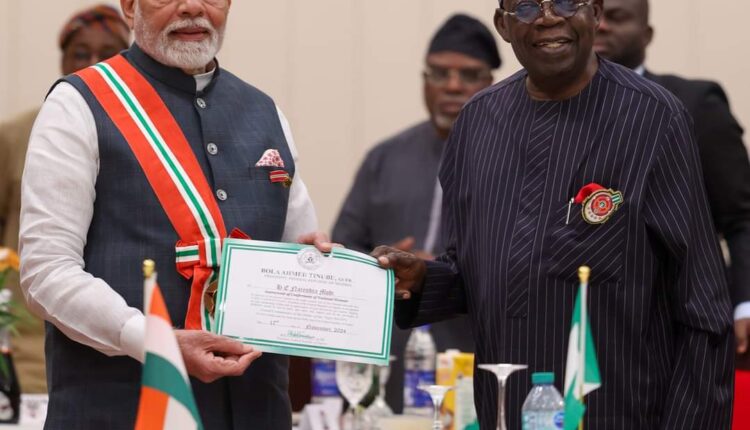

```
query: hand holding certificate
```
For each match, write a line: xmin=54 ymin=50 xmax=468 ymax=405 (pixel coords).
xmin=214 ymin=239 xmax=394 ymax=365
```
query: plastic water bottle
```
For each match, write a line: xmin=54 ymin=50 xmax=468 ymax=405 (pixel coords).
xmin=521 ymin=372 xmax=564 ymax=430
xmin=403 ymin=325 xmax=436 ymax=416
xmin=310 ymin=359 xmax=339 ymax=403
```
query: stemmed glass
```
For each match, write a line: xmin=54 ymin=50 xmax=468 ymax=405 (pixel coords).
xmin=477 ymin=364 xmax=528 ymax=430
xmin=417 ymin=385 xmax=453 ymax=430
xmin=364 ymin=356 xmax=396 ymax=423
xmin=336 ymin=361 xmax=374 ymax=430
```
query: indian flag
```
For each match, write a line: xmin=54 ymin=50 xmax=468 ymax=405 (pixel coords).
xmin=135 ymin=262 xmax=203 ymax=430
xmin=563 ymin=267 xmax=601 ymax=430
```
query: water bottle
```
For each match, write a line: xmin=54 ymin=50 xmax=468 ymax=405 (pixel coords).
xmin=521 ymin=372 xmax=564 ymax=430
xmin=310 ymin=359 xmax=339 ymax=403
xmin=403 ymin=325 xmax=436 ymax=416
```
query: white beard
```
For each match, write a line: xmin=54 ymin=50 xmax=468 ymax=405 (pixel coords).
xmin=433 ymin=113 xmax=456 ymax=132
xmin=134 ymin=4 xmax=225 ymax=72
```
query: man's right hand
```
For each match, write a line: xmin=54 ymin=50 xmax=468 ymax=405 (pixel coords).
xmin=372 ymin=245 xmax=427 ymax=300
xmin=175 ymin=330 xmax=262 ymax=383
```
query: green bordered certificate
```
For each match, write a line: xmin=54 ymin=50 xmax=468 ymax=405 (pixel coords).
xmin=214 ymin=239 xmax=394 ymax=365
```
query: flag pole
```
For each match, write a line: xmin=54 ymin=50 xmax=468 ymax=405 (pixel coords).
xmin=578 ymin=266 xmax=590 ymax=430
xmin=143 ymin=259 xmax=155 ymax=311
xmin=143 ymin=259 xmax=155 ymax=279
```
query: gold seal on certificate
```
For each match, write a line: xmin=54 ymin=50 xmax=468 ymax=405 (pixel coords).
xmin=213 ymin=239 xmax=394 ymax=365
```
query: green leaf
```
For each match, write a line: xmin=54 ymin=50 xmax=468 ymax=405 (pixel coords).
xmin=0 ymin=354 xmax=9 ymax=381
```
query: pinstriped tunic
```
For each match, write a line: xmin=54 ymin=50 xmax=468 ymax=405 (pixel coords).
xmin=395 ymin=59 xmax=734 ymax=429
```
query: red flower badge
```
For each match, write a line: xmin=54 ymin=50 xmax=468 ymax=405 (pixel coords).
xmin=573 ymin=183 xmax=624 ymax=225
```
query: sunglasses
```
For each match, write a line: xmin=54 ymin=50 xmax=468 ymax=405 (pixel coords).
xmin=500 ymin=0 xmax=591 ymax=24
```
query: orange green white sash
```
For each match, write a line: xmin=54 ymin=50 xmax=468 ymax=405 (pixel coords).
xmin=75 ymin=55 xmax=227 ymax=330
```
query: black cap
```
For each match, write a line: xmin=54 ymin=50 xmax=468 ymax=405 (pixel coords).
xmin=427 ymin=14 xmax=501 ymax=69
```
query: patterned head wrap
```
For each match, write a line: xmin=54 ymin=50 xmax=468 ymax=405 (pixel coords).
xmin=58 ymin=4 xmax=131 ymax=50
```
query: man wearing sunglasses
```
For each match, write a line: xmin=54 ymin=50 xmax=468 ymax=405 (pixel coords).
xmin=332 ymin=14 xmax=500 ymax=413
xmin=374 ymin=0 xmax=734 ymax=428
xmin=594 ymin=0 xmax=750 ymax=369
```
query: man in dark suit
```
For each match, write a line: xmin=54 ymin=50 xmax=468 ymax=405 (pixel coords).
xmin=374 ymin=0 xmax=734 ymax=428
xmin=594 ymin=0 xmax=750 ymax=365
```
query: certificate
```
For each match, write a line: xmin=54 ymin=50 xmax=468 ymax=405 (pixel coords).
xmin=214 ymin=239 xmax=394 ymax=365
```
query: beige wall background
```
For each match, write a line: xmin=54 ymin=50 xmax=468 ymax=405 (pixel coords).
xmin=1 ymin=0 xmax=748 ymax=233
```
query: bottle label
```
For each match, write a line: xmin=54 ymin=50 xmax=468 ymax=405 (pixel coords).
xmin=554 ymin=411 xmax=564 ymax=429
xmin=521 ymin=411 xmax=564 ymax=430
xmin=522 ymin=412 xmax=532 ymax=430
xmin=404 ymin=369 xmax=435 ymax=408
xmin=311 ymin=360 xmax=339 ymax=397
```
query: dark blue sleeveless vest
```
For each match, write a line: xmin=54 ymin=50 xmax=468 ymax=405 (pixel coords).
xmin=44 ymin=44 xmax=295 ymax=430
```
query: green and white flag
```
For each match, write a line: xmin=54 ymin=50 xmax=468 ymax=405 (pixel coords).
xmin=563 ymin=268 xmax=601 ymax=430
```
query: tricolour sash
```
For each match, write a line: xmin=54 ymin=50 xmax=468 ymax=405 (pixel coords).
xmin=76 ymin=55 xmax=230 ymax=330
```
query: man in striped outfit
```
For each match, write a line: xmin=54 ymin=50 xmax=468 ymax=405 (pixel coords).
xmin=375 ymin=0 xmax=734 ymax=428
xmin=19 ymin=0 xmax=328 ymax=428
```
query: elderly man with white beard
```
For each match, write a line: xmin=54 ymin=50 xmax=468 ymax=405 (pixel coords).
xmin=19 ymin=0 xmax=326 ymax=428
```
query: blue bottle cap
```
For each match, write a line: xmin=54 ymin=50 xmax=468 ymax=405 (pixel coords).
xmin=531 ymin=372 xmax=555 ymax=385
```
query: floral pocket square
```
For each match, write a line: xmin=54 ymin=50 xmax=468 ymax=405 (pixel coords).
xmin=255 ymin=149 xmax=285 ymax=168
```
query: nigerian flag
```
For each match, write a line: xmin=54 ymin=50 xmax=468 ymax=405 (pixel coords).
xmin=135 ymin=261 xmax=203 ymax=430
xmin=563 ymin=267 xmax=601 ymax=430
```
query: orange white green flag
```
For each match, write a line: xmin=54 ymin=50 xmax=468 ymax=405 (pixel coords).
xmin=135 ymin=261 xmax=203 ymax=430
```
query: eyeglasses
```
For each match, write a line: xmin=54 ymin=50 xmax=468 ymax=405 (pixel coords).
xmin=500 ymin=0 xmax=591 ymax=24
xmin=423 ymin=66 xmax=492 ymax=87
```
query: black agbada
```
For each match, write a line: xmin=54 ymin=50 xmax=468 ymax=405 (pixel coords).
xmin=396 ymin=59 xmax=734 ymax=429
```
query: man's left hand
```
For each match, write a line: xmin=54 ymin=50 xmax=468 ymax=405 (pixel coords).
xmin=737 ymin=318 xmax=750 ymax=355
xmin=297 ymin=231 xmax=340 ymax=253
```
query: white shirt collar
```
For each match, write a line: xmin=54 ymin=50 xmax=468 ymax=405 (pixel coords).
xmin=633 ymin=65 xmax=646 ymax=76
xmin=194 ymin=69 xmax=215 ymax=92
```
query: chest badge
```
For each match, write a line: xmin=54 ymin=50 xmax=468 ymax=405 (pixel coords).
xmin=269 ymin=170 xmax=293 ymax=187
xmin=573 ymin=183 xmax=624 ymax=225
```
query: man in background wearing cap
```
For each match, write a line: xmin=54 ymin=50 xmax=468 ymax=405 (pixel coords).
xmin=0 ymin=4 xmax=130 ymax=394
xmin=332 ymin=13 xmax=500 ymax=412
